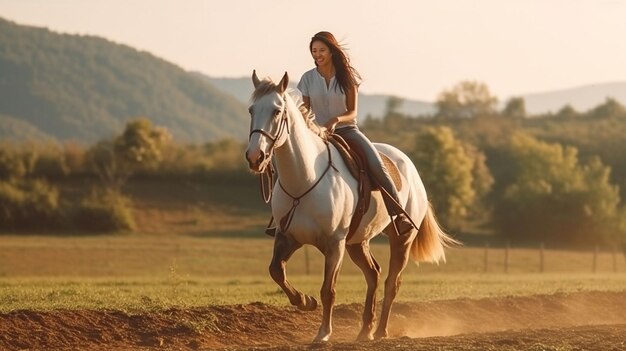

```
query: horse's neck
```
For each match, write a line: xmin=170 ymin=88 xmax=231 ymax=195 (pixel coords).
xmin=274 ymin=105 xmax=327 ymax=194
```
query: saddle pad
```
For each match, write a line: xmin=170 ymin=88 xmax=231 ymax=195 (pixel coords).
xmin=380 ymin=152 xmax=402 ymax=192
xmin=328 ymin=135 xmax=402 ymax=191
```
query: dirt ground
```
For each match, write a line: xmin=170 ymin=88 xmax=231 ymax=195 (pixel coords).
xmin=1 ymin=291 xmax=625 ymax=351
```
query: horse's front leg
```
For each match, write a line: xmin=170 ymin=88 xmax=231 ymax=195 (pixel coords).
xmin=269 ymin=232 xmax=318 ymax=311
xmin=314 ymin=238 xmax=345 ymax=343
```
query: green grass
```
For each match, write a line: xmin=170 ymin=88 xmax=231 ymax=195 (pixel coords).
xmin=1 ymin=273 xmax=625 ymax=313
xmin=1 ymin=235 xmax=624 ymax=277
xmin=1 ymin=234 xmax=625 ymax=313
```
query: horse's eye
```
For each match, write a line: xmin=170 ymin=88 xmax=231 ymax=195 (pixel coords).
xmin=274 ymin=109 xmax=281 ymax=117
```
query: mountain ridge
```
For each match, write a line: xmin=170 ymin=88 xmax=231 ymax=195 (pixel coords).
xmin=2 ymin=16 xmax=625 ymax=144
xmin=0 ymin=17 xmax=249 ymax=143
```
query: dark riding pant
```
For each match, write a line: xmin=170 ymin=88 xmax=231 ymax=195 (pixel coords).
xmin=335 ymin=125 xmax=402 ymax=215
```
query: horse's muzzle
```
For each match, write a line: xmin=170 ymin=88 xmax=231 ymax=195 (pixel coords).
xmin=245 ymin=149 xmax=268 ymax=173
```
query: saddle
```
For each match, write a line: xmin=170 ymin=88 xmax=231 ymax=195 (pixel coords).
xmin=264 ymin=134 xmax=408 ymax=239
xmin=327 ymin=134 xmax=402 ymax=241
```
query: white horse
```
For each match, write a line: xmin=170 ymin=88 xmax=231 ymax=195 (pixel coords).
xmin=245 ymin=71 xmax=457 ymax=343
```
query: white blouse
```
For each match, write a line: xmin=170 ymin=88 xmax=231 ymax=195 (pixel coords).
xmin=297 ymin=68 xmax=357 ymax=129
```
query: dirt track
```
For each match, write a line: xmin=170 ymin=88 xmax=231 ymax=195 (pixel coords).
xmin=1 ymin=291 xmax=625 ymax=350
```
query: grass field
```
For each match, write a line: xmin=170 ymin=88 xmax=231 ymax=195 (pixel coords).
xmin=2 ymin=180 xmax=626 ymax=351
xmin=1 ymin=234 xmax=625 ymax=313
xmin=1 ymin=179 xmax=625 ymax=313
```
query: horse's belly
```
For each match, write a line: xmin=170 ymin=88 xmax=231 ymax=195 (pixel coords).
xmin=346 ymin=194 xmax=390 ymax=244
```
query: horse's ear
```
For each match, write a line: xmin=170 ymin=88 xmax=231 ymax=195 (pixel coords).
xmin=252 ymin=70 xmax=261 ymax=88
xmin=277 ymin=72 xmax=289 ymax=94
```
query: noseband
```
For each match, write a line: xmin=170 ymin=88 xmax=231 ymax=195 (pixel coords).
xmin=249 ymin=94 xmax=289 ymax=203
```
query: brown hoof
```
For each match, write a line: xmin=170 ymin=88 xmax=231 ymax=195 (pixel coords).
xmin=356 ymin=331 xmax=374 ymax=341
xmin=297 ymin=295 xmax=318 ymax=311
xmin=373 ymin=329 xmax=388 ymax=340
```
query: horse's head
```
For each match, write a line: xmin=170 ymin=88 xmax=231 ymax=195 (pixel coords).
xmin=245 ymin=70 xmax=290 ymax=173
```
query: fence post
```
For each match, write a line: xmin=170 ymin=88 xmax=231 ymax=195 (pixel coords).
xmin=484 ymin=242 xmax=489 ymax=273
xmin=592 ymin=245 xmax=598 ymax=273
xmin=613 ymin=246 xmax=618 ymax=273
xmin=304 ymin=245 xmax=311 ymax=275
xmin=504 ymin=241 xmax=510 ymax=274
xmin=539 ymin=241 xmax=545 ymax=273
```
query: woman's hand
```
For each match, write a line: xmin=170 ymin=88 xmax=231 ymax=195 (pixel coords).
xmin=324 ymin=117 xmax=339 ymax=133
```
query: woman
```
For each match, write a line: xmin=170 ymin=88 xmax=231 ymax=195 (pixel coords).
xmin=297 ymin=31 xmax=414 ymax=235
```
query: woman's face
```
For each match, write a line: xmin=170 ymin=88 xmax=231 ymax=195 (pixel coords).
xmin=311 ymin=40 xmax=332 ymax=67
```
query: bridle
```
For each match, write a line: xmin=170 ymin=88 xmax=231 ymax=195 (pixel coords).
xmin=249 ymin=94 xmax=290 ymax=203
xmin=249 ymin=92 xmax=338 ymax=234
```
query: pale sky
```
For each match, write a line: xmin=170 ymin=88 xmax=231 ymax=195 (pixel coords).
xmin=1 ymin=0 xmax=625 ymax=101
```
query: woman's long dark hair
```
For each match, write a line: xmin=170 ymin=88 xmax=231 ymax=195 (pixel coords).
xmin=309 ymin=31 xmax=361 ymax=94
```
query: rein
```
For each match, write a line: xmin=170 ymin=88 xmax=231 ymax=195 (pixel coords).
xmin=249 ymin=92 xmax=339 ymax=233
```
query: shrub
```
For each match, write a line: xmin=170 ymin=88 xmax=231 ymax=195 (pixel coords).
xmin=74 ymin=188 xmax=136 ymax=232
xmin=0 ymin=179 xmax=61 ymax=231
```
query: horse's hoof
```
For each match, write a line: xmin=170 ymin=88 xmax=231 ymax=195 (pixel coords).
xmin=356 ymin=331 xmax=374 ymax=341
xmin=312 ymin=333 xmax=331 ymax=343
xmin=373 ymin=330 xmax=388 ymax=340
xmin=297 ymin=295 xmax=318 ymax=311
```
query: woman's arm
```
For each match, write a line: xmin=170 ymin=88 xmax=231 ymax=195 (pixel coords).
xmin=303 ymin=96 xmax=311 ymax=110
xmin=326 ymin=86 xmax=358 ymax=131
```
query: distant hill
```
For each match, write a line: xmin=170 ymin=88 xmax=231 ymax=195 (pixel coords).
xmin=0 ymin=18 xmax=249 ymax=143
xmin=518 ymin=82 xmax=626 ymax=115
xmin=205 ymin=75 xmax=626 ymax=118
xmin=200 ymin=75 xmax=436 ymax=118
xmin=3 ymin=17 xmax=624 ymax=145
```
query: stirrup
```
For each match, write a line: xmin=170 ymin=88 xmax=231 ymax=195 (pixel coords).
xmin=393 ymin=214 xmax=415 ymax=236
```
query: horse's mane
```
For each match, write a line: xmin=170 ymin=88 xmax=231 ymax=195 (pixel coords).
xmin=252 ymin=79 xmax=328 ymax=140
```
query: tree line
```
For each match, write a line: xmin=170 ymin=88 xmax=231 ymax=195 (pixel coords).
xmin=362 ymin=81 xmax=626 ymax=248
xmin=1 ymin=81 xmax=625 ymax=249
xmin=0 ymin=119 xmax=248 ymax=233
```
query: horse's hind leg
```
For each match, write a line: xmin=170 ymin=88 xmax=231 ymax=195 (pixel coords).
xmin=314 ymin=238 xmax=345 ymax=343
xmin=346 ymin=241 xmax=381 ymax=341
xmin=269 ymin=232 xmax=317 ymax=311
xmin=374 ymin=231 xmax=415 ymax=339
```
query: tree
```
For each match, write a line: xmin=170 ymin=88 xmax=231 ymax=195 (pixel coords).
xmin=80 ymin=118 xmax=170 ymax=232
xmin=502 ymin=97 xmax=527 ymax=119
xmin=555 ymin=104 xmax=579 ymax=119
xmin=86 ymin=118 xmax=170 ymax=189
xmin=202 ymin=138 xmax=247 ymax=171
xmin=494 ymin=133 xmax=622 ymax=246
xmin=464 ymin=143 xmax=494 ymax=207
xmin=409 ymin=126 xmax=492 ymax=229
xmin=0 ymin=143 xmax=62 ymax=231
xmin=587 ymin=97 xmax=626 ymax=119
xmin=436 ymin=81 xmax=498 ymax=119
xmin=383 ymin=96 xmax=405 ymax=131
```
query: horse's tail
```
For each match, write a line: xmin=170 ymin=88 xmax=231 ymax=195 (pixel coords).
xmin=410 ymin=202 xmax=461 ymax=263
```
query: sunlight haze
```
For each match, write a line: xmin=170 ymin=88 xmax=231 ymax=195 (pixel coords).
xmin=1 ymin=0 xmax=625 ymax=101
